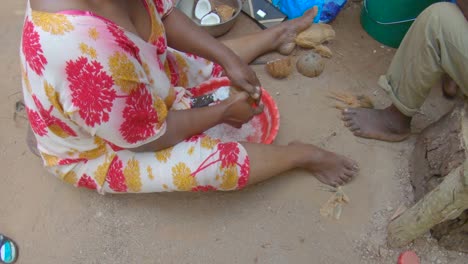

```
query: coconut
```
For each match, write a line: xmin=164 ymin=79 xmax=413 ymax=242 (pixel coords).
xmin=200 ymin=13 xmax=221 ymax=25
xmin=296 ymin=52 xmax=325 ymax=78
xmin=215 ymin=5 xmax=236 ymax=22
xmin=195 ymin=0 xmax=213 ymax=20
xmin=295 ymin=24 xmax=336 ymax=49
xmin=313 ymin=44 xmax=333 ymax=58
xmin=265 ymin=57 xmax=293 ymax=79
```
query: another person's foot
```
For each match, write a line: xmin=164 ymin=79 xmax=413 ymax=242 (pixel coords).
xmin=290 ymin=142 xmax=359 ymax=187
xmin=341 ymin=105 xmax=411 ymax=142
xmin=442 ymin=73 xmax=458 ymax=99
xmin=274 ymin=7 xmax=318 ymax=55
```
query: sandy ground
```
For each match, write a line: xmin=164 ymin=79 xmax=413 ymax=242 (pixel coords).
xmin=1 ymin=1 xmax=467 ymax=263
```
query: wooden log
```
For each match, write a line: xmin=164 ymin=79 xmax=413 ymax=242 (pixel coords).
xmin=387 ymin=104 xmax=468 ymax=248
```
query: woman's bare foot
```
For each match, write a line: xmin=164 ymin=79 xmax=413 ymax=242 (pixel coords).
xmin=442 ymin=74 xmax=458 ymax=99
xmin=274 ymin=7 xmax=318 ymax=55
xmin=290 ymin=142 xmax=358 ymax=187
xmin=341 ymin=105 xmax=411 ymax=142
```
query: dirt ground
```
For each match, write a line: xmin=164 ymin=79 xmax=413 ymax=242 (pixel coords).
xmin=1 ymin=1 xmax=467 ymax=263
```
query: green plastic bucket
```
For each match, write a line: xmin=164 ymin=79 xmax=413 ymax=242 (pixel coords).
xmin=361 ymin=0 xmax=451 ymax=48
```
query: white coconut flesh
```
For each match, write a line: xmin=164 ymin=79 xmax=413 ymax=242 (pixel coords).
xmin=195 ymin=0 xmax=212 ymax=20
xmin=200 ymin=13 xmax=221 ymax=25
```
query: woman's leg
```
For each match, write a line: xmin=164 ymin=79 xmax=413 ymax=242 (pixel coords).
xmin=243 ymin=142 xmax=358 ymax=187
xmin=222 ymin=8 xmax=317 ymax=64
xmin=98 ymin=136 xmax=358 ymax=194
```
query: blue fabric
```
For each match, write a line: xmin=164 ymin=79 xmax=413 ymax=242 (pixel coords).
xmin=272 ymin=0 xmax=347 ymax=23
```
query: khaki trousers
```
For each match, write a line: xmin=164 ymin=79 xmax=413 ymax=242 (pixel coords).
xmin=379 ymin=2 xmax=468 ymax=116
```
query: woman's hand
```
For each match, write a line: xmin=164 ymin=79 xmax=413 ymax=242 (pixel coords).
xmin=223 ymin=56 xmax=262 ymax=104
xmin=221 ymin=91 xmax=264 ymax=128
xmin=163 ymin=10 xmax=263 ymax=102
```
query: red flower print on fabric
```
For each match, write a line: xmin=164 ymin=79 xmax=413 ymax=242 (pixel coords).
xmin=211 ymin=64 xmax=224 ymax=78
xmin=77 ymin=174 xmax=98 ymax=190
xmin=26 ymin=107 xmax=48 ymax=136
xmin=192 ymin=185 xmax=217 ymax=192
xmin=154 ymin=36 xmax=167 ymax=55
xmin=165 ymin=54 xmax=179 ymax=86
xmin=106 ymin=23 xmax=142 ymax=63
xmin=153 ymin=0 xmax=165 ymax=15
xmin=58 ymin=158 xmax=88 ymax=165
xmin=237 ymin=156 xmax=250 ymax=189
xmin=22 ymin=19 xmax=48 ymax=76
xmin=119 ymin=84 xmax=158 ymax=144
xmin=66 ymin=57 xmax=116 ymax=127
xmin=107 ymin=156 xmax=127 ymax=192
xmin=218 ymin=142 xmax=240 ymax=168
xmin=186 ymin=53 xmax=200 ymax=60
xmin=32 ymin=95 xmax=78 ymax=137
xmin=185 ymin=134 xmax=204 ymax=143
xmin=105 ymin=140 xmax=124 ymax=152
xmin=157 ymin=58 xmax=165 ymax=71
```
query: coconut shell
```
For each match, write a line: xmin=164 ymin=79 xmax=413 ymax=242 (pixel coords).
xmin=328 ymin=91 xmax=374 ymax=110
xmin=195 ymin=0 xmax=215 ymax=20
xmin=295 ymin=24 xmax=336 ymax=48
xmin=296 ymin=52 xmax=325 ymax=78
xmin=265 ymin=57 xmax=293 ymax=79
xmin=313 ymin=44 xmax=333 ymax=58
xmin=215 ymin=4 xmax=236 ymax=22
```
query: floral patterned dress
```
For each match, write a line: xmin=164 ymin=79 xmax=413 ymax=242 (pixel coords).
xmin=20 ymin=0 xmax=250 ymax=193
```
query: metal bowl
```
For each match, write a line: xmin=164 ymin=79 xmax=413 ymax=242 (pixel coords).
xmin=176 ymin=0 xmax=242 ymax=37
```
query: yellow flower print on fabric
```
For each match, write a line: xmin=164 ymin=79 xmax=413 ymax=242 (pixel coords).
xmin=174 ymin=53 xmax=189 ymax=87
xmin=108 ymin=52 xmax=140 ymax=93
xmin=124 ymin=158 xmax=142 ymax=192
xmin=79 ymin=43 xmax=97 ymax=59
xmin=31 ymin=11 xmax=74 ymax=35
xmin=142 ymin=62 xmax=154 ymax=85
xmin=41 ymin=152 xmax=59 ymax=167
xmin=79 ymin=137 xmax=108 ymax=160
xmin=44 ymin=81 xmax=64 ymax=114
xmin=153 ymin=98 xmax=168 ymax=126
xmin=155 ymin=147 xmax=173 ymax=163
xmin=172 ymin=162 xmax=197 ymax=191
xmin=49 ymin=125 xmax=71 ymax=138
xmin=93 ymin=154 xmax=115 ymax=186
xmin=88 ymin=28 xmax=100 ymax=40
xmin=220 ymin=165 xmax=239 ymax=190
xmin=201 ymin=136 xmax=219 ymax=150
xmin=60 ymin=171 xmax=78 ymax=185
xmin=146 ymin=1 xmax=165 ymax=42
xmin=147 ymin=166 xmax=155 ymax=180
xmin=164 ymin=87 xmax=176 ymax=108
xmin=187 ymin=146 xmax=195 ymax=156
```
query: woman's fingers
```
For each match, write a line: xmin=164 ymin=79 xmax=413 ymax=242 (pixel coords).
xmin=252 ymin=103 xmax=264 ymax=115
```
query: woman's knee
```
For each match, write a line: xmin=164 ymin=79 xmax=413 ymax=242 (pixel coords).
xmin=422 ymin=2 xmax=462 ymax=26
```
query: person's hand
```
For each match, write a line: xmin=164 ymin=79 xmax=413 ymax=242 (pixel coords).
xmin=221 ymin=91 xmax=264 ymax=128
xmin=223 ymin=56 xmax=262 ymax=104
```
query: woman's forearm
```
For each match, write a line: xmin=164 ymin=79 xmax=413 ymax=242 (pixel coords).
xmin=131 ymin=104 xmax=225 ymax=152
xmin=162 ymin=9 xmax=239 ymax=68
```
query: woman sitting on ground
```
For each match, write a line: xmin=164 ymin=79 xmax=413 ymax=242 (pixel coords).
xmin=22 ymin=0 xmax=358 ymax=193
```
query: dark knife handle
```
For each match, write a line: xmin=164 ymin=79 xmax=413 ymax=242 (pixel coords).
xmin=191 ymin=94 xmax=215 ymax=108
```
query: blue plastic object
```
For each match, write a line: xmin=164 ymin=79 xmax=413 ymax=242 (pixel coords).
xmin=272 ymin=0 xmax=347 ymax=23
